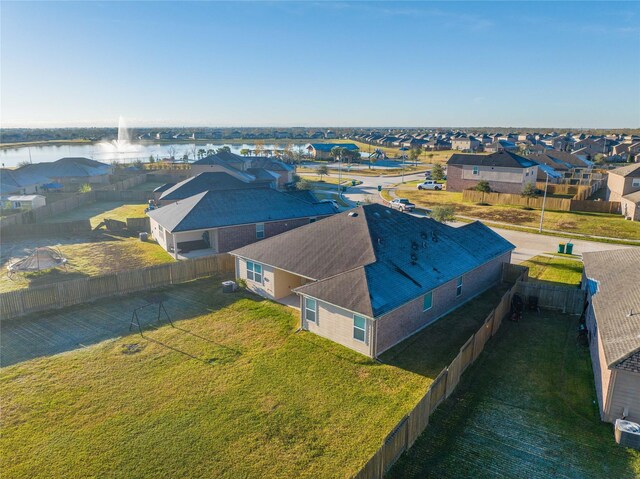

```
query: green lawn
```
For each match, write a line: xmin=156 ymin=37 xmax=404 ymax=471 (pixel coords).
xmin=520 ymin=254 xmax=584 ymax=286
xmin=0 ymin=285 xmax=432 ymax=478
xmin=44 ymin=201 xmax=148 ymax=228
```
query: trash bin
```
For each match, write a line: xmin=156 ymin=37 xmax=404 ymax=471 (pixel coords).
xmin=377 ymin=185 xmax=382 ymax=192
xmin=565 ymin=242 xmax=574 ymax=255
xmin=138 ymin=232 xmax=148 ymax=242
xmin=351 ymin=180 xmax=357 ymax=186
xmin=341 ymin=186 xmax=347 ymax=192
xmin=558 ymin=243 xmax=566 ymax=254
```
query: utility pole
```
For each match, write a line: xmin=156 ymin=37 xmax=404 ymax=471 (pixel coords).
xmin=539 ymin=171 xmax=549 ymax=233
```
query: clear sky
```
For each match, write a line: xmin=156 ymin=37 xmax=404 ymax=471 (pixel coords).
xmin=1 ymin=1 xmax=639 ymax=129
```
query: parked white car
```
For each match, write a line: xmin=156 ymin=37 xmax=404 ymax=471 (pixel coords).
xmin=417 ymin=180 xmax=442 ymax=191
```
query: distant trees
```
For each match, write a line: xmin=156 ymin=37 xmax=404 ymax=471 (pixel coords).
xmin=197 ymin=149 xmax=207 ymax=159
xmin=254 ymin=142 xmax=265 ymax=156
xmin=431 ymin=164 xmax=445 ymax=181
xmin=168 ymin=146 xmax=177 ymax=161
xmin=475 ymin=180 xmax=491 ymax=193
xmin=240 ymin=148 xmax=251 ymax=156
xmin=206 ymin=149 xmax=216 ymax=156
xmin=430 ymin=205 xmax=455 ymax=223
xmin=317 ymin=165 xmax=329 ymax=181
xmin=217 ymin=146 xmax=231 ymax=154
xmin=148 ymin=155 xmax=155 ymax=164
xmin=408 ymin=146 xmax=423 ymax=166
xmin=16 ymin=160 xmax=31 ymax=168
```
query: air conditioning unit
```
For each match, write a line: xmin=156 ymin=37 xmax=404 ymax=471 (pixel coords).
xmin=614 ymin=419 xmax=640 ymax=450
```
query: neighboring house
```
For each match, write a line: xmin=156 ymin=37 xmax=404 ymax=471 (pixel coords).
xmin=611 ymin=142 xmax=640 ymax=163
xmin=606 ymin=164 xmax=640 ymax=221
xmin=230 ymin=204 xmax=514 ymax=357
xmin=156 ymin=172 xmax=271 ymax=206
xmin=306 ymin=143 xmax=359 ymax=160
xmin=6 ymin=194 xmax=46 ymax=210
xmin=190 ymin=151 xmax=294 ymax=189
xmin=446 ymin=151 xmax=539 ymax=193
xmin=484 ymin=140 xmax=517 ymax=153
xmin=424 ymin=139 xmax=452 ymax=151
xmin=147 ymin=188 xmax=336 ymax=258
xmin=0 ymin=157 xmax=111 ymax=195
xmin=528 ymin=150 xmax=594 ymax=184
xmin=582 ymin=249 xmax=640 ymax=424
xmin=451 ymin=137 xmax=480 ymax=152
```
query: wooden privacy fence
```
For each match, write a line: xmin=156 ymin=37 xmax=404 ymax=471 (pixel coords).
xmin=1 ymin=219 xmax=92 ymax=238
xmin=513 ymin=281 xmax=586 ymax=315
xmin=463 ymin=180 xmax=619 ymax=214
xmin=95 ymin=190 xmax=153 ymax=202
xmin=126 ymin=217 xmax=151 ymax=232
xmin=0 ymin=254 xmax=235 ymax=320
xmin=352 ymin=273 xmax=528 ymax=479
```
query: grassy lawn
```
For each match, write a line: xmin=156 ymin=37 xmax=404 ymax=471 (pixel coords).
xmin=387 ymin=310 xmax=640 ymax=479
xmin=0 ymin=284 xmax=432 ymax=478
xmin=520 ymin=254 xmax=583 ymax=286
xmin=0 ymin=233 xmax=173 ymax=293
xmin=299 ymin=174 xmax=359 ymax=185
xmin=44 ymin=201 xmax=148 ymax=228
xmin=395 ymin=182 xmax=640 ymax=241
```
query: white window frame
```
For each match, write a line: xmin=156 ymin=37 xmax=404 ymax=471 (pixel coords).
xmin=246 ymin=261 xmax=263 ymax=284
xmin=456 ymin=276 xmax=463 ymax=297
xmin=353 ymin=315 xmax=366 ymax=342
xmin=304 ymin=297 xmax=317 ymax=323
xmin=633 ymin=178 xmax=640 ymax=187
xmin=423 ymin=291 xmax=433 ymax=311
xmin=256 ymin=223 xmax=265 ymax=239
xmin=158 ymin=224 xmax=164 ymax=233
xmin=472 ymin=166 xmax=479 ymax=176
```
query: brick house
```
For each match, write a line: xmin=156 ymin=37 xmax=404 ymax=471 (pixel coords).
xmin=446 ymin=151 xmax=539 ymax=193
xmin=606 ymin=164 xmax=640 ymax=221
xmin=582 ymin=249 xmax=640 ymax=423
xmin=147 ymin=188 xmax=336 ymax=259
xmin=230 ymin=204 xmax=514 ymax=357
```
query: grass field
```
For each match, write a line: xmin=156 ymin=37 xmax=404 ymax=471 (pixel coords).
xmin=387 ymin=257 xmax=640 ymax=479
xmin=394 ymin=181 xmax=640 ymax=241
xmin=0 ymin=274 xmax=513 ymax=477
xmin=0 ymin=232 xmax=174 ymax=293
xmin=43 ymin=201 xmax=148 ymax=228
xmin=299 ymin=174 xmax=359 ymax=185
xmin=520 ymin=254 xmax=584 ymax=286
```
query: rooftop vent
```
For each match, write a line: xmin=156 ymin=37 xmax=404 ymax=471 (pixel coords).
xmin=373 ymin=212 xmax=381 ymax=218
xmin=348 ymin=212 xmax=358 ymax=217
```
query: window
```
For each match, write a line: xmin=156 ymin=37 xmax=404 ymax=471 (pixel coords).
xmin=456 ymin=277 xmax=463 ymax=297
xmin=158 ymin=225 xmax=164 ymax=233
xmin=305 ymin=297 xmax=317 ymax=323
xmin=472 ymin=166 xmax=479 ymax=176
xmin=246 ymin=261 xmax=263 ymax=283
xmin=423 ymin=292 xmax=433 ymax=311
xmin=256 ymin=223 xmax=265 ymax=239
xmin=633 ymin=178 xmax=640 ymax=187
xmin=353 ymin=315 xmax=366 ymax=342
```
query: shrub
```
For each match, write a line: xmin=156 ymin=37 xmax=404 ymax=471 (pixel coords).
xmin=296 ymin=179 xmax=311 ymax=191
xmin=521 ymin=182 xmax=537 ymax=198
xmin=431 ymin=164 xmax=445 ymax=181
xmin=78 ymin=183 xmax=92 ymax=193
xmin=475 ymin=180 xmax=491 ymax=193
xmin=430 ymin=205 xmax=455 ymax=223
xmin=236 ymin=278 xmax=247 ymax=289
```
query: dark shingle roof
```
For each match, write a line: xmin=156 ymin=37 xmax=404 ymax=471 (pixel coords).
xmin=448 ymin=151 xmax=537 ymax=169
xmin=148 ymin=188 xmax=336 ymax=233
xmin=583 ymin=248 xmax=640 ymax=369
xmin=232 ymin=204 xmax=515 ymax=317
xmin=158 ymin=172 xmax=259 ymax=201
xmin=192 ymin=150 xmax=247 ymax=165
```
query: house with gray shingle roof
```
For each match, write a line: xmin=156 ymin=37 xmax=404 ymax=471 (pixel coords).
xmin=582 ymin=249 xmax=640 ymax=423
xmin=606 ymin=163 xmax=640 ymax=221
xmin=147 ymin=188 xmax=336 ymax=259
xmin=230 ymin=204 xmax=514 ymax=357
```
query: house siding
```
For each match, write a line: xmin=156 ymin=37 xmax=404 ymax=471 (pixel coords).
xmin=607 ymin=369 xmax=640 ymax=423
xmin=302 ymin=297 xmax=373 ymax=357
xmin=374 ymin=251 xmax=511 ymax=355
xmin=446 ymin=165 xmax=536 ymax=193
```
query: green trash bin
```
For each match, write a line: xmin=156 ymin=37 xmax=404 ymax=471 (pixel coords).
xmin=565 ymin=243 xmax=574 ymax=255
xmin=351 ymin=180 xmax=357 ymax=186
xmin=558 ymin=243 xmax=566 ymax=254
xmin=377 ymin=185 xmax=382 ymax=192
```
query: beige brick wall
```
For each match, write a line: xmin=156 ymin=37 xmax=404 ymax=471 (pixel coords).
xmin=302 ymin=297 xmax=373 ymax=357
xmin=374 ymin=251 xmax=511 ymax=356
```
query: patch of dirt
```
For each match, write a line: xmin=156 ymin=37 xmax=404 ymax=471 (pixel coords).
xmin=120 ymin=343 xmax=145 ymax=355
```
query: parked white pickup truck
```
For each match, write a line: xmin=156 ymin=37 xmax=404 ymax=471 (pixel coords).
xmin=417 ymin=180 xmax=442 ymax=191
xmin=390 ymin=198 xmax=416 ymax=212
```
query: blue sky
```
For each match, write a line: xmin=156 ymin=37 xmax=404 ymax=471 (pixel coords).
xmin=1 ymin=1 xmax=638 ymax=128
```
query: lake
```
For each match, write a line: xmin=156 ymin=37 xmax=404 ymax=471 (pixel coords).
xmin=0 ymin=142 xmax=304 ymax=168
